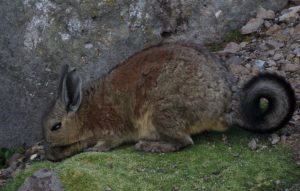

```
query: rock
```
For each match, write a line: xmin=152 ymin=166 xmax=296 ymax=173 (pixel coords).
xmin=259 ymin=43 xmax=270 ymax=51
xmin=225 ymin=56 xmax=243 ymax=65
xmin=241 ymin=18 xmax=264 ymax=34
xmin=286 ymin=54 xmax=296 ymax=61
xmin=294 ymin=48 xmax=300 ymax=57
xmin=266 ymin=40 xmax=284 ymax=49
xmin=290 ymin=0 xmax=300 ymax=5
xmin=257 ymin=7 xmax=275 ymax=20
xmin=220 ymin=42 xmax=241 ymax=54
xmin=6 ymin=153 xmax=22 ymax=167
xmin=245 ymin=63 xmax=252 ymax=69
xmin=291 ymin=43 xmax=300 ymax=50
xmin=0 ymin=179 xmax=6 ymax=188
xmin=222 ymin=134 xmax=228 ymax=143
xmin=264 ymin=20 xmax=272 ymax=28
xmin=24 ymin=141 xmax=45 ymax=160
xmin=265 ymin=24 xmax=281 ymax=36
xmin=172 ymin=186 xmax=180 ymax=191
xmin=252 ymin=65 xmax=262 ymax=74
xmin=248 ymin=52 xmax=256 ymax=58
xmin=255 ymin=59 xmax=266 ymax=69
xmin=0 ymin=142 xmax=48 ymax=188
xmin=273 ymin=53 xmax=284 ymax=61
xmin=267 ymin=49 xmax=276 ymax=56
xmin=284 ymin=63 xmax=300 ymax=72
xmin=281 ymin=135 xmax=287 ymax=144
xmin=18 ymin=169 xmax=63 ymax=191
xmin=229 ymin=64 xmax=250 ymax=75
xmin=0 ymin=166 xmax=15 ymax=183
xmin=241 ymin=6 xmax=276 ymax=35
xmin=272 ymin=30 xmax=290 ymax=42
xmin=248 ymin=138 xmax=257 ymax=150
xmin=30 ymin=154 xmax=38 ymax=161
xmin=295 ymin=57 xmax=300 ymax=65
xmin=279 ymin=5 xmax=300 ymax=22
xmin=291 ymin=23 xmax=300 ymax=38
xmin=105 ymin=188 xmax=112 ymax=191
xmin=268 ymin=59 xmax=277 ymax=67
xmin=0 ymin=169 xmax=11 ymax=179
xmin=240 ymin=42 xmax=248 ymax=48
xmin=270 ymin=134 xmax=280 ymax=145
xmin=278 ymin=59 xmax=291 ymax=66
xmin=266 ymin=66 xmax=278 ymax=72
xmin=293 ymin=112 xmax=300 ymax=120
xmin=0 ymin=0 xmax=290 ymax=148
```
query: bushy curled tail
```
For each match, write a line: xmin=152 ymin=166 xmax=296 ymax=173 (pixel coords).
xmin=240 ymin=73 xmax=296 ymax=133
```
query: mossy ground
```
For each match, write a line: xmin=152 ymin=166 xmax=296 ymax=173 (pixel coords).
xmin=2 ymin=128 xmax=300 ymax=191
xmin=223 ymin=30 xmax=243 ymax=43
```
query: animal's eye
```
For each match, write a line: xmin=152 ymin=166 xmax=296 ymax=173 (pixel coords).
xmin=51 ymin=122 xmax=62 ymax=131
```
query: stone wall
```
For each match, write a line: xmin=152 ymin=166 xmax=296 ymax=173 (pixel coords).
xmin=0 ymin=0 xmax=288 ymax=147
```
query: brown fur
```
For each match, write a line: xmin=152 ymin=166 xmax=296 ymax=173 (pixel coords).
xmin=42 ymin=43 xmax=240 ymax=161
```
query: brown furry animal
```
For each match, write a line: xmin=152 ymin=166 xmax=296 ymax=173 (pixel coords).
xmin=43 ymin=43 xmax=296 ymax=161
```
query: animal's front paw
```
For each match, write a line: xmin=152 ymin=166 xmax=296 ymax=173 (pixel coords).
xmin=84 ymin=145 xmax=111 ymax=152
xmin=135 ymin=140 xmax=179 ymax=153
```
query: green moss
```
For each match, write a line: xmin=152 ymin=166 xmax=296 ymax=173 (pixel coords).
xmin=3 ymin=129 xmax=300 ymax=191
xmin=208 ymin=30 xmax=243 ymax=52
xmin=208 ymin=30 xmax=252 ymax=52
xmin=224 ymin=30 xmax=243 ymax=43
xmin=207 ymin=43 xmax=224 ymax=52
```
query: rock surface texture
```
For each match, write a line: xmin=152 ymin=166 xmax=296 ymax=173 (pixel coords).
xmin=17 ymin=169 xmax=63 ymax=191
xmin=0 ymin=0 xmax=288 ymax=147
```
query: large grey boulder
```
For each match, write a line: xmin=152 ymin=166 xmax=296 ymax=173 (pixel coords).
xmin=0 ymin=0 xmax=288 ymax=148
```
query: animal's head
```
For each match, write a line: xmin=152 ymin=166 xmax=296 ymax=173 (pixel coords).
xmin=43 ymin=65 xmax=87 ymax=161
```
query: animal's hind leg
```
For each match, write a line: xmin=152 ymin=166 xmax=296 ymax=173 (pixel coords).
xmin=135 ymin=106 xmax=194 ymax=153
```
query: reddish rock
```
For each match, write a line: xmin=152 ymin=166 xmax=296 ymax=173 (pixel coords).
xmin=265 ymin=24 xmax=281 ymax=36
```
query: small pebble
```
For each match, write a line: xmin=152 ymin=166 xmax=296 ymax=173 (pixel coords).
xmin=30 ymin=154 xmax=38 ymax=161
xmin=271 ymin=134 xmax=280 ymax=145
xmin=248 ymin=139 xmax=257 ymax=150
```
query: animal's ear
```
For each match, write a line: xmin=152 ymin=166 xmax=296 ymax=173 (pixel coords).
xmin=61 ymin=69 xmax=82 ymax=113
xmin=58 ymin=65 xmax=69 ymax=96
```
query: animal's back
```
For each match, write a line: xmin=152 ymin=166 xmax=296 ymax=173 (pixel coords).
xmin=105 ymin=43 xmax=233 ymax=135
